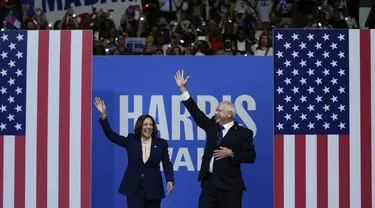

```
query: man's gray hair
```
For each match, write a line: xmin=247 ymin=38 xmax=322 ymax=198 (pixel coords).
xmin=220 ymin=101 xmax=236 ymax=117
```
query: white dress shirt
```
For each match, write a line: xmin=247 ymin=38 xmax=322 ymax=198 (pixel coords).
xmin=141 ymin=138 xmax=151 ymax=163
xmin=181 ymin=91 xmax=234 ymax=173
xmin=208 ymin=121 xmax=233 ymax=172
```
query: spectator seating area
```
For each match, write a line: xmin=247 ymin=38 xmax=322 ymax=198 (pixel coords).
xmin=1 ymin=0 xmax=370 ymax=56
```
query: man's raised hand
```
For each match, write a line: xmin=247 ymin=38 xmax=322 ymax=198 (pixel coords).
xmin=174 ymin=70 xmax=190 ymax=88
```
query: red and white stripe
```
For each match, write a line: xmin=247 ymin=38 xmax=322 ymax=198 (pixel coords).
xmin=0 ymin=30 xmax=92 ymax=208
xmin=274 ymin=30 xmax=375 ymax=208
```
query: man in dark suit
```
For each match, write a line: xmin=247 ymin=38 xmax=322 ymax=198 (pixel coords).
xmin=174 ymin=70 xmax=256 ymax=208
xmin=94 ymin=97 xmax=174 ymax=208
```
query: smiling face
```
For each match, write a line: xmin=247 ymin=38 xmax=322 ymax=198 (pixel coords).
xmin=214 ymin=102 xmax=235 ymax=125
xmin=134 ymin=115 xmax=157 ymax=140
xmin=141 ymin=117 xmax=154 ymax=139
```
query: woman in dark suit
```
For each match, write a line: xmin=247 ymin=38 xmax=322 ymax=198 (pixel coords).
xmin=94 ymin=97 xmax=175 ymax=208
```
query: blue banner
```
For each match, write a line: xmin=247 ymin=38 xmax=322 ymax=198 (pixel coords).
xmin=39 ymin=0 xmax=135 ymax=12
xmin=92 ymin=56 xmax=274 ymax=208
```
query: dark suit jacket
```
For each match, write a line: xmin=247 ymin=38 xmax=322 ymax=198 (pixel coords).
xmin=182 ymin=96 xmax=256 ymax=191
xmin=99 ymin=117 xmax=174 ymax=199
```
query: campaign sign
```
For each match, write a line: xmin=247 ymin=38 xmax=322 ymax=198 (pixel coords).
xmin=33 ymin=0 xmax=137 ymax=27
xmin=91 ymin=56 xmax=274 ymax=208
xmin=125 ymin=37 xmax=146 ymax=53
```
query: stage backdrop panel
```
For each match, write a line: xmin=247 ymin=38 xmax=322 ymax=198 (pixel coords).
xmin=91 ymin=56 xmax=274 ymax=208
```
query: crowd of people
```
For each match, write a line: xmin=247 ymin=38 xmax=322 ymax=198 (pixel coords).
xmin=1 ymin=0 xmax=371 ymax=56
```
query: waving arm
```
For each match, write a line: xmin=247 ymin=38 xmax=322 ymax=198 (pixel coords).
xmin=174 ymin=70 xmax=212 ymax=131
xmin=95 ymin=97 xmax=129 ymax=148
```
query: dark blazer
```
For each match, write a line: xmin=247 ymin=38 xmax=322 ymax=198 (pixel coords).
xmin=99 ymin=117 xmax=174 ymax=199
xmin=182 ymin=96 xmax=256 ymax=191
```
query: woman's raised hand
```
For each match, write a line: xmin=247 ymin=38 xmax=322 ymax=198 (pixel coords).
xmin=94 ymin=97 xmax=106 ymax=115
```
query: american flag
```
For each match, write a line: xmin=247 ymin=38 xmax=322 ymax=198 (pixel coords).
xmin=0 ymin=30 xmax=92 ymax=208
xmin=273 ymin=29 xmax=375 ymax=208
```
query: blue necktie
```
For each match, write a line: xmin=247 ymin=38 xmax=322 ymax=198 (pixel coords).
xmin=217 ymin=126 xmax=224 ymax=146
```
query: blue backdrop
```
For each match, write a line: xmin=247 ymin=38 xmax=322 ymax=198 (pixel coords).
xmin=91 ymin=56 xmax=274 ymax=208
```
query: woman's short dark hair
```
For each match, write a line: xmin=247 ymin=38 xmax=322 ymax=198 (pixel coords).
xmin=133 ymin=115 xmax=158 ymax=139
